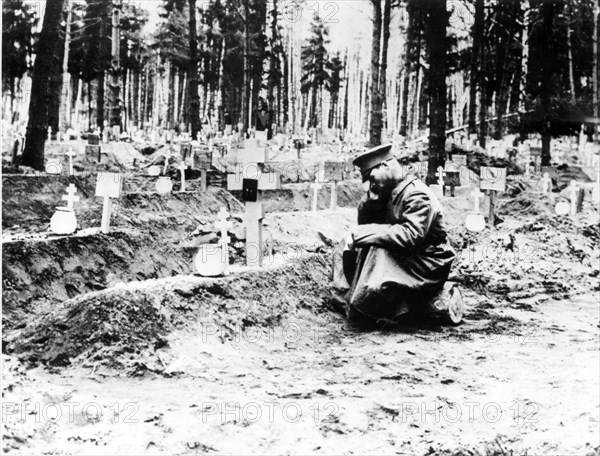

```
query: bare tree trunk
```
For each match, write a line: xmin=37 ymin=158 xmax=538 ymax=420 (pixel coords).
xmin=594 ymin=0 xmax=599 ymax=118
xmin=242 ymin=0 xmax=250 ymax=132
xmin=22 ymin=0 xmax=66 ymax=170
xmin=108 ymin=0 xmax=122 ymax=130
xmin=188 ymin=0 xmax=201 ymax=139
xmin=368 ymin=0 xmax=382 ymax=146
xmin=540 ymin=1 xmax=555 ymax=166
xmin=520 ymin=0 xmax=529 ymax=113
xmin=425 ymin=0 xmax=447 ymax=184
xmin=567 ymin=9 xmax=576 ymax=103
xmin=59 ymin=3 xmax=72 ymax=132
xmin=378 ymin=0 xmax=391 ymax=139
xmin=399 ymin=3 xmax=414 ymax=137
xmin=468 ymin=0 xmax=483 ymax=134
xmin=478 ymin=1 xmax=487 ymax=149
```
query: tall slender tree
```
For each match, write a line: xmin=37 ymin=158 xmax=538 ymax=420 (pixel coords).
xmin=425 ymin=0 xmax=448 ymax=183
xmin=188 ymin=0 xmax=201 ymax=138
xmin=22 ymin=0 xmax=66 ymax=170
xmin=368 ymin=0 xmax=382 ymax=146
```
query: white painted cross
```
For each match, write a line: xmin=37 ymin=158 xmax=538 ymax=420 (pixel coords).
xmin=62 ymin=184 xmax=80 ymax=209
xmin=310 ymin=182 xmax=322 ymax=212
xmin=436 ymin=166 xmax=445 ymax=188
xmin=215 ymin=207 xmax=233 ymax=274
xmin=179 ymin=161 xmax=187 ymax=192
xmin=66 ymin=148 xmax=76 ymax=176
xmin=47 ymin=126 xmax=52 ymax=142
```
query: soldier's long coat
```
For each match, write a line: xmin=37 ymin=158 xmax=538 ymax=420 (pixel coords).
xmin=332 ymin=175 xmax=455 ymax=321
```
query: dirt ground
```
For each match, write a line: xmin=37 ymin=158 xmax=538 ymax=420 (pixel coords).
xmin=2 ymin=155 xmax=600 ymax=455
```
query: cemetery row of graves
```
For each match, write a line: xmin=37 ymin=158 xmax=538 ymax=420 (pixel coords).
xmin=3 ymin=128 xmax=599 ymax=333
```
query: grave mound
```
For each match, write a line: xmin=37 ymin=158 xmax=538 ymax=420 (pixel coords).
xmin=8 ymin=254 xmax=330 ymax=375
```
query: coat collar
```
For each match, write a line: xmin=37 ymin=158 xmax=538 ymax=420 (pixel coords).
xmin=391 ymin=174 xmax=418 ymax=200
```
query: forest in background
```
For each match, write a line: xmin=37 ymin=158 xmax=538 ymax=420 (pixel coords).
xmin=2 ymin=0 xmax=599 ymax=175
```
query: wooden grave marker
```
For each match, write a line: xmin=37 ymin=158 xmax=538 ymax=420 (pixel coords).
xmin=179 ymin=161 xmax=187 ymax=192
xmin=95 ymin=172 xmax=123 ymax=233
xmin=443 ymin=161 xmax=462 ymax=196
xmin=323 ymin=161 xmax=345 ymax=210
xmin=192 ymin=147 xmax=212 ymax=191
xmin=215 ymin=207 xmax=233 ymax=275
xmin=227 ymin=162 xmax=280 ymax=268
xmin=66 ymin=148 xmax=76 ymax=176
xmin=479 ymin=167 xmax=506 ymax=227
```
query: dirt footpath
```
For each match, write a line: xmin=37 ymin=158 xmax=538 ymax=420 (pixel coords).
xmin=2 ymin=290 xmax=598 ymax=455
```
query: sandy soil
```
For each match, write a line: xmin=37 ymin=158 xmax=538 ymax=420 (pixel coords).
xmin=3 ymin=289 xmax=598 ymax=455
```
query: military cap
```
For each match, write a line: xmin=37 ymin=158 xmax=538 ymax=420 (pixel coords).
xmin=352 ymin=143 xmax=394 ymax=182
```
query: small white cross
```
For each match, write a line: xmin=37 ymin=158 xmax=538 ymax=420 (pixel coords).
xmin=66 ymin=148 xmax=76 ymax=176
xmin=47 ymin=126 xmax=52 ymax=141
xmin=215 ymin=207 xmax=233 ymax=246
xmin=436 ymin=166 xmax=446 ymax=187
xmin=62 ymin=184 xmax=80 ymax=209
xmin=471 ymin=187 xmax=484 ymax=212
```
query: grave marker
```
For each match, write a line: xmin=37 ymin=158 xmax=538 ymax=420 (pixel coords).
xmin=540 ymin=172 xmax=552 ymax=194
xmin=480 ymin=167 xmax=506 ymax=227
xmin=530 ymin=146 xmax=542 ymax=172
xmin=62 ymin=184 xmax=80 ymax=209
xmin=95 ymin=172 xmax=123 ymax=233
xmin=323 ymin=161 xmax=345 ymax=210
xmin=179 ymin=161 xmax=187 ymax=192
xmin=245 ymin=198 xmax=265 ymax=268
xmin=310 ymin=182 xmax=322 ymax=212
xmin=567 ymin=180 xmax=584 ymax=215
xmin=66 ymin=148 xmax=76 ymax=176
xmin=465 ymin=188 xmax=485 ymax=232
xmin=450 ymin=154 xmax=467 ymax=166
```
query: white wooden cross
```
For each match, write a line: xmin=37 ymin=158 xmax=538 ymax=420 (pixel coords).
xmin=179 ymin=161 xmax=187 ymax=192
xmin=310 ymin=182 xmax=322 ymax=212
xmin=62 ymin=184 xmax=80 ymax=209
xmin=471 ymin=187 xmax=484 ymax=212
xmin=66 ymin=148 xmax=76 ymax=176
xmin=436 ymin=166 xmax=445 ymax=187
xmin=215 ymin=207 xmax=233 ymax=274
xmin=47 ymin=126 xmax=52 ymax=142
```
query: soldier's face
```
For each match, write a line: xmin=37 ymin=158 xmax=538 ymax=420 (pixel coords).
xmin=368 ymin=160 xmax=396 ymax=196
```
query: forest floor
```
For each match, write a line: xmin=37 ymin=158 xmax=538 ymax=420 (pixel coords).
xmin=2 ymin=147 xmax=600 ymax=455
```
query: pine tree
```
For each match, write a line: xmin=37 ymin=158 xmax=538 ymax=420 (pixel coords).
xmin=301 ymin=15 xmax=330 ymax=129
